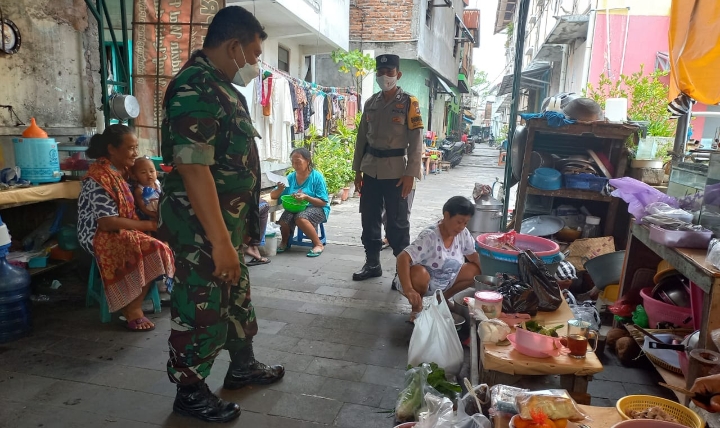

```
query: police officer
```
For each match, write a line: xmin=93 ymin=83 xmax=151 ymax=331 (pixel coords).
xmin=353 ymin=54 xmax=424 ymax=281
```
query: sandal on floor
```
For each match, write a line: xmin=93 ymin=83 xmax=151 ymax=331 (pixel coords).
xmin=306 ymin=249 xmax=323 ymax=258
xmin=125 ymin=316 xmax=155 ymax=332
xmin=247 ymin=257 xmax=271 ymax=266
xmin=277 ymin=245 xmax=287 ymax=253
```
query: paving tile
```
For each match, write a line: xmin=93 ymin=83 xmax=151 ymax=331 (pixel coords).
xmin=342 ymin=345 xmax=408 ymax=370
xmin=379 ymin=386 xmax=402 ymax=410
xmin=295 ymin=339 xmax=350 ymax=359
xmin=253 ymin=332 xmax=301 ymax=352
xmin=593 ymin=364 xmax=658 ymax=385
xmin=315 ymin=285 xmax=358 ymax=298
xmin=333 ymin=403 xmax=397 ymax=428
xmin=257 ymin=309 xmax=318 ymax=326
xmin=591 ymin=397 xmax=616 ymax=407
xmin=257 ymin=319 xmax=288 ymax=335
xmin=318 ymin=377 xmax=386 ymax=407
xmin=109 ymin=345 xmax=169 ymax=371
xmin=306 ymin=357 xmax=368 ymax=382
xmin=252 ymin=296 xmax=304 ymax=311
xmin=0 ymin=348 xmax=109 ymax=383
xmin=44 ymin=336 xmax=118 ymax=360
xmin=220 ymin=387 xmax=285 ymax=414
xmin=269 ymin=392 xmax=344 ymax=424
xmin=298 ymin=302 xmax=347 ymax=317
xmin=361 ymin=365 xmax=406 ymax=388
xmin=267 ymin=370 xmax=327 ymax=395
xmin=279 ymin=324 xmax=377 ymax=348
xmin=6 ymin=332 xmax=66 ymax=351
xmin=353 ymin=290 xmax=407 ymax=304
xmin=0 ymin=370 xmax=60 ymax=402
xmin=87 ymin=364 xmax=170 ymax=397
xmin=1 ymin=400 xmax=161 ymax=428
xmin=587 ymin=379 xmax=627 ymax=400
xmin=253 ymin=347 xmax=315 ymax=372
xmin=231 ymin=410 xmax=328 ymax=428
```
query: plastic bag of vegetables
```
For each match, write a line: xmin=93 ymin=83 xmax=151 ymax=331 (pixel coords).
xmin=416 ymin=393 xmax=492 ymax=428
xmin=395 ymin=364 xmax=440 ymax=422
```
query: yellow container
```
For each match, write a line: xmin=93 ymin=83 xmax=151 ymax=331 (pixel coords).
xmin=602 ymin=284 xmax=620 ymax=302
xmin=616 ymin=395 xmax=703 ymax=428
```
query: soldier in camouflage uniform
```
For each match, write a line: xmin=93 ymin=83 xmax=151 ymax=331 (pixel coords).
xmin=157 ymin=6 xmax=284 ymax=424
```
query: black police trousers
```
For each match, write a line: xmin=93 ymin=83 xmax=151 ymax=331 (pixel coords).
xmin=360 ymin=175 xmax=410 ymax=265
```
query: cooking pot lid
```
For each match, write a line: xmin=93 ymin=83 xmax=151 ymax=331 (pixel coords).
xmin=683 ymin=330 xmax=700 ymax=350
xmin=475 ymin=196 xmax=503 ymax=208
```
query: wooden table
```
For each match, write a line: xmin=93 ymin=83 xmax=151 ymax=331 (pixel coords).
xmin=621 ymin=224 xmax=720 ymax=404
xmin=475 ymin=300 xmax=604 ymax=405
xmin=579 ymin=405 xmax=623 ymax=428
xmin=0 ymin=181 xmax=81 ymax=209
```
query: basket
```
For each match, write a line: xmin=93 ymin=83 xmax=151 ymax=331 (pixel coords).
xmin=563 ymin=173 xmax=609 ymax=192
xmin=280 ymin=195 xmax=309 ymax=213
xmin=640 ymin=287 xmax=693 ymax=328
xmin=616 ymin=395 xmax=703 ymax=428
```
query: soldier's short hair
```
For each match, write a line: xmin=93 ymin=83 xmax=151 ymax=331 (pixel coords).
xmin=204 ymin=6 xmax=268 ymax=48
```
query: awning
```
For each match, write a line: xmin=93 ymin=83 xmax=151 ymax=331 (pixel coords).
xmin=463 ymin=116 xmax=474 ymax=123
xmin=496 ymin=61 xmax=552 ymax=96
xmin=494 ymin=0 xmax=517 ymax=34
xmin=436 ymin=77 xmax=454 ymax=95
xmin=669 ymin=0 xmax=720 ymax=105
xmin=535 ymin=15 xmax=589 ymax=61
xmin=458 ymin=73 xmax=469 ymax=94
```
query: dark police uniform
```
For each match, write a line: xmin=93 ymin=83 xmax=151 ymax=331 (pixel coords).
xmin=353 ymin=54 xmax=424 ymax=280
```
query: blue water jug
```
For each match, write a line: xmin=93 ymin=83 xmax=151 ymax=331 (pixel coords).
xmin=0 ymin=215 xmax=32 ymax=343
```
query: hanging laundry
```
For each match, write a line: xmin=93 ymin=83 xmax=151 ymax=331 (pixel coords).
xmin=345 ymin=94 xmax=358 ymax=129
xmin=295 ymin=85 xmax=307 ymax=134
xmin=265 ymin=75 xmax=294 ymax=162
xmin=262 ymin=75 xmax=273 ymax=117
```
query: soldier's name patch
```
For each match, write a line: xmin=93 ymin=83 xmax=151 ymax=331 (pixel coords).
xmin=391 ymin=109 xmax=405 ymax=114
xmin=411 ymin=116 xmax=422 ymax=123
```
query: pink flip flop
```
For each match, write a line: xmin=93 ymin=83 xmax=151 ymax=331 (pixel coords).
xmin=125 ymin=316 xmax=155 ymax=332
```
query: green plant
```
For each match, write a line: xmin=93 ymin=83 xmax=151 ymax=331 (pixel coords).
xmin=497 ymin=124 xmax=509 ymax=142
xmin=585 ymin=64 xmax=676 ymax=138
xmin=330 ymin=49 xmax=376 ymax=91
xmin=303 ymin=115 xmax=360 ymax=195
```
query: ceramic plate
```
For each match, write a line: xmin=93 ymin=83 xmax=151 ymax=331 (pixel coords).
xmin=521 ymin=215 xmax=565 ymax=237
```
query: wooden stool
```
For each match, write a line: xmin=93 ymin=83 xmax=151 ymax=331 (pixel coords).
xmin=440 ymin=161 xmax=451 ymax=171
xmin=498 ymin=151 xmax=507 ymax=166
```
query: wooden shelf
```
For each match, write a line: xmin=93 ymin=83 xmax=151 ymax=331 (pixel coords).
xmin=0 ymin=181 xmax=82 ymax=209
xmin=526 ymin=186 xmax=613 ymax=202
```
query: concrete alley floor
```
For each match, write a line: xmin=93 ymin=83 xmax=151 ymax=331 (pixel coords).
xmin=0 ymin=144 xmax=670 ymax=427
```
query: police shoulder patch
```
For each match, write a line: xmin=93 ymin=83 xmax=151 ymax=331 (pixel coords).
xmin=406 ymin=96 xmax=424 ymax=130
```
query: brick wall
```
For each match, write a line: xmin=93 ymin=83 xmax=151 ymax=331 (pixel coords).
xmin=350 ymin=0 xmax=415 ymax=41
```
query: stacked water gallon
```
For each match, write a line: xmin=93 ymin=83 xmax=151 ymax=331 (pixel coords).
xmin=0 ymin=215 xmax=32 ymax=343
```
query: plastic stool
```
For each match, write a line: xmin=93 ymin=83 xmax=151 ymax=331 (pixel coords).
xmin=287 ymin=223 xmax=326 ymax=249
xmin=86 ymin=260 xmax=161 ymax=323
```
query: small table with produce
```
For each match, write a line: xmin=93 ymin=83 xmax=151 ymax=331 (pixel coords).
xmin=475 ymin=300 xmax=604 ymax=405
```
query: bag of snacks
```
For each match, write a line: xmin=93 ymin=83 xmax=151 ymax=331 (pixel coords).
xmin=515 ymin=390 xmax=590 ymax=422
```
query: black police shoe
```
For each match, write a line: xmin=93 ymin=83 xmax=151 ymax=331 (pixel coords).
xmin=352 ymin=263 xmax=383 ymax=281
xmin=173 ymin=381 xmax=241 ymax=423
xmin=224 ymin=354 xmax=285 ymax=390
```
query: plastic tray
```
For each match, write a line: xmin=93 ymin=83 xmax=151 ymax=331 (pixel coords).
xmin=563 ymin=173 xmax=608 ymax=192
xmin=648 ymin=224 xmax=712 ymax=248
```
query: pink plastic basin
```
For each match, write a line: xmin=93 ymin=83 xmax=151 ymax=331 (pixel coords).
xmin=514 ymin=327 xmax=560 ymax=356
xmin=476 ymin=233 xmax=560 ymax=258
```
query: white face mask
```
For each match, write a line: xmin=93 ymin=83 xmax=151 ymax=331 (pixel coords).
xmin=376 ymin=75 xmax=397 ymax=92
xmin=233 ymin=46 xmax=260 ymax=87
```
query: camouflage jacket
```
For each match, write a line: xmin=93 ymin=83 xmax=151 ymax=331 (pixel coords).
xmin=160 ymin=50 xmax=261 ymax=245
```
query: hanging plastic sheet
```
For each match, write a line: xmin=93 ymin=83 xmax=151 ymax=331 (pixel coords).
xmin=668 ymin=0 xmax=720 ymax=106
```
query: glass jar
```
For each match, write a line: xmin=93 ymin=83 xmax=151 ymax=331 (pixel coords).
xmin=581 ymin=216 xmax=601 ymax=238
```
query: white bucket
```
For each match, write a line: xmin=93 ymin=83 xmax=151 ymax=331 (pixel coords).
xmin=262 ymin=233 xmax=278 ymax=257
xmin=605 ymin=98 xmax=628 ymax=122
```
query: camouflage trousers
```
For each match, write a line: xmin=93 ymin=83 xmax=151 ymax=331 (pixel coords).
xmin=158 ymin=194 xmax=258 ymax=386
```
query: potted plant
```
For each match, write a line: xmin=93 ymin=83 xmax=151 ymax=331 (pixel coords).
xmin=586 ymin=65 xmax=677 ymax=164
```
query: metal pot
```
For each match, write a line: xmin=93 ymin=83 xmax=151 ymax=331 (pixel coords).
xmin=469 ymin=196 xmax=503 ymax=234
xmin=109 ymin=94 xmax=140 ymax=120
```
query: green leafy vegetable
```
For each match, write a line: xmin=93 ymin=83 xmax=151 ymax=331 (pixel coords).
xmin=523 ymin=321 xmax=564 ymax=337
xmin=407 ymin=363 xmax=461 ymax=398
xmin=395 ymin=367 xmax=426 ymax=422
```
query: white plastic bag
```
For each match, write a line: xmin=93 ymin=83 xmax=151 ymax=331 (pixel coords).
xmin=416 ymin=393 xmax=492 ymax=428
xmin=409 ymin=290 xmax=464 ymax=375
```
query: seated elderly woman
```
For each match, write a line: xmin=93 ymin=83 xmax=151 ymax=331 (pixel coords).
xmin=270 ymin=147 xmax=330 ymax=257
xmin=77 ymin=125 xmax=175 ymax=331
xmin=395 ymin=196 xmax=482 ymax=318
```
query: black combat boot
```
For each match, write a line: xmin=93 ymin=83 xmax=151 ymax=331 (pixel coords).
xmin=223 ymin=344 xmax=285 ymax=390
xmin=173 ymin=381 xmax=241 ymax=423
xmin=352 ymin=253 xmax=382 ymax=281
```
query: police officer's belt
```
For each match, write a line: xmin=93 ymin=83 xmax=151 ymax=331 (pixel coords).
xmin=366 ymin=147 xmax=407 ymax=158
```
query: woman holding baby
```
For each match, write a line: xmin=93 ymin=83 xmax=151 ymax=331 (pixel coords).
xmin=77 ymin=125 xmax=175 ymax=332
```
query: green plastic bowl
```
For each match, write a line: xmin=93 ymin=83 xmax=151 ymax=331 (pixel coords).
xmin=150 ymin=156 xmax=163 ymax=170
xmin=57 ymin=225 xmax=79 ymax=251
xmin=281 ymin=195 xmax=309 ymax=213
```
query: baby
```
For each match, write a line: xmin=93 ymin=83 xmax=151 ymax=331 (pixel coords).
xmin=131 ymin=157 xmax=161 ymax=221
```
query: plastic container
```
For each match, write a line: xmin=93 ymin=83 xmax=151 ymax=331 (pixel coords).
xmin=280 ymin=195 xmax=309 ymax=213
xmin=581 ymin=216 xmax=601 ymax=238
xmin=0 ymin=216 xmax=32 ymax=344
xmin=564 ymin=173 xmax=608 ymax=192
xmin=57 ymin=225 xmax=80 ymax=251
xmin=150 ymin=157 xmax=163 ymax=170
xmin=605 ymin=98 xmax=628 ymax=122
xmin=474 ymin=291 xmax=503 ymax=319
xmin=513 ymin=327 xmax=560 ymax=357
xmin=648 ymin=224 xmax=712 ymax=248
xmin=263 ymin=232 xmax=278 ymax=256
xmin=528 ymin=168 xmax=562 ymax=190
xmin=476 ymin=233 xmax=562 ymax=276
xmin=640 ymin=287 xmax=693 ymax=328
xmin=28 ymin=256 xmax=48 ymax=269
xmin=12 ymin=137 xmax=62 ymax=184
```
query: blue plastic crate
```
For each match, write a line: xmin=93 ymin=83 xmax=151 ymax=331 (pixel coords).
xmin=563 ymin=173 xmax=608 ymax=192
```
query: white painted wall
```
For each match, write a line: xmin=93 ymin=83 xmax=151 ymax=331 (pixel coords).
xmin=417 ymin=0 xmax=464 ymax=85
xmin=565 ymin=39 xmax=588 ymax=93
xmin=275 ymin=0 xmax=349 ymax=51
xmin=262 ymin=36 xmax=307 ymax=79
